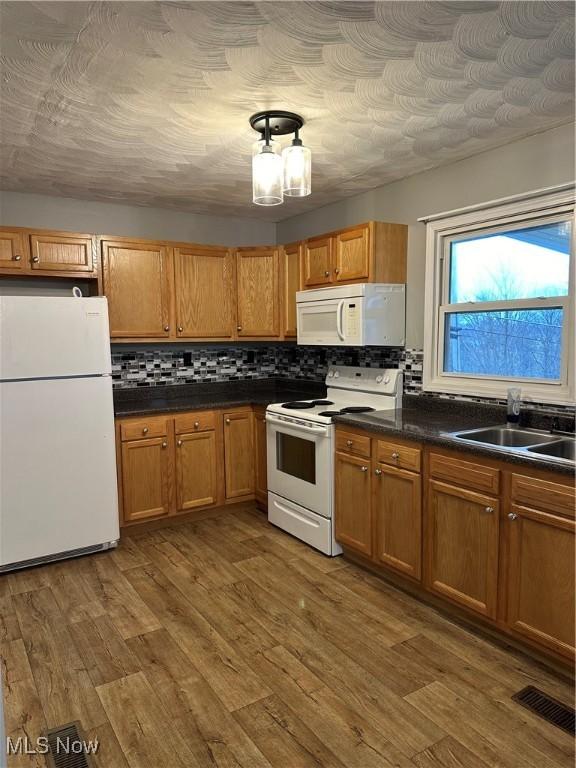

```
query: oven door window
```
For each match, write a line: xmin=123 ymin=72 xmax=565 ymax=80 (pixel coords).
xmin=276 ymin=432 xmax=316 ymax=484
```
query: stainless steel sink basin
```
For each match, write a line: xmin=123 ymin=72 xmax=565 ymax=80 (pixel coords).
xmin=528 ymin=439 xmax=576 ymax=462
xmin=450 ymin=427 xmax=556 ymax=448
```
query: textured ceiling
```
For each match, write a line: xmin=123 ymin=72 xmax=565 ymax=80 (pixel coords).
xmin=0 ymin=1 xmax=574 ymax=221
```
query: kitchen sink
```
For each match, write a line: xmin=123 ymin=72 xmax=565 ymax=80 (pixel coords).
xmin=450 ymin=426 xmax=556 ymax=448
xmin=527 ymin=439 xmax=576 ymax=462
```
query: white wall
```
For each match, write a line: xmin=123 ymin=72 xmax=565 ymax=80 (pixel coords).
xmin=277 ymin=124 xmax=575 ymax=347
xmin=0 ymin=191 xmax=275 ymax=247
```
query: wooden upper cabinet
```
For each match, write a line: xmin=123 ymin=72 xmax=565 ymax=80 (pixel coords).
xmin=281 ymin=242 xmax=301 ymax=338
xmin=374 ymin=463 xmax=422 ymax=580
xmin=0 ymin=230 xmax=27 ymax=270
xmin=335 ymin=451 xmax=372 ymax=556
xmin=175 ymin=430 xmax=218 ymax=512
xmin=29 ymin=232 xmax=95 ymax=272
xmin=121 ymin=436 xmax=171 ymax=523
xmin=427 ymin=480 xmax=500 ymax=619
xmin=236 ymin=247 xmax=280 ymax=338
xmin=506 ymin=503 xmax=575 ymax=659
xmin=302 ymin=236 xmax=333 ymax=288
xmin=174 ymin=246 xmax=235 ymax=339
xmin=335 ymin=225 xmax=370 ymax=283
xmin=102 ymin=240 xmax=172 ymax=339
xmin=224 ymin=410 xmax=255 ymax=499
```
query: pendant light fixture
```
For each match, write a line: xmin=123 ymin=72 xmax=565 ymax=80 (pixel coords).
xmin=249 ymin=110 xmax=311 ymax=206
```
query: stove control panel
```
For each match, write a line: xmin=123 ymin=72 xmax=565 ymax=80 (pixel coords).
xmin=326 ymin=366 xmax=402 ymax=396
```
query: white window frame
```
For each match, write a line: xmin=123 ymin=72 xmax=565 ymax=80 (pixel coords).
xmin=422 ymin=185 xmax=575 ymax=405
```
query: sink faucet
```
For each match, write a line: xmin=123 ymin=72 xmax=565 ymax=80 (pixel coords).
xmin=507 ymin=387 xmax=522 ymax=427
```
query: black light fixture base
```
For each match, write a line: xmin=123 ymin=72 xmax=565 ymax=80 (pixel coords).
xmin=249 ymin=110 xmax=304 ymax=136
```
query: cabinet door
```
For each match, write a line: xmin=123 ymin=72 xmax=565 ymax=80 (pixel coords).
xmin=224 ymin=411 xmax=255 ymax=499
xmin=0 ymin=230 xmax=27 ymax=270
xmin=335 ymin=452 xmax=372 ymax=556
xmin=374 ymin=464 xmax=422 ymax=580
xmin=30 ymin=233 xmax=94 ymax=272
xmin=175 ymin=431 xmax=218 ymax=511
xmin=174 ymin=246 xmax=235 ymax=339
xmin=302 ymin=237 xmax=333 ymax=288
xmin=121 ymin=437 xmax=171 ymax=523
xmin=507 ymin=504 xmax=575 ymax=658
xmin=427 ymin=481 xmax=499 ymax=619
xmin=254 ymin=410 xmax=268 ymax=506
xmin=102 ymin=240 xmax=172 ymax=338
xmin=282 ymin=243 xmax=301 ymax=337
xmin=236 ymin=248 xmax=280 ymax=338
xmin=334 ymin=225 xmax=370 ymax=283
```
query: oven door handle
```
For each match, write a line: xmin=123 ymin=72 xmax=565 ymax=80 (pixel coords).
xmin=336 ymin=300 xmax=345 ymax=341
xmin=266 ymin=414 xmax=329 ymax=436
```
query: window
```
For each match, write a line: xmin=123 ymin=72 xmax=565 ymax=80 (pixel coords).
xmin=423 ymin=186 xmax=575 ymax=404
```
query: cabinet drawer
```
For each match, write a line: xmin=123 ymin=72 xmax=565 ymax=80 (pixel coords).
xmin=377 ymin=440 xmax=421 ymax=472
xmin=429 ymin=453 xmax=499 ymax=495
xmin=511 ymin=474 xmax=575 ymax=518
xmin=175 ymin=411 xmax=216 ymax=434
xmin=120 ymin=417 xmax=168 ymax=441
xmin=336 ymin=431 xmax=371 ymax=458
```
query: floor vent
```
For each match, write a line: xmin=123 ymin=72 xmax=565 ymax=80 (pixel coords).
xmin=512 ymin=685 xmax=575 ymax=735
xmin=44 ymin=721 xmax=95 ymax=768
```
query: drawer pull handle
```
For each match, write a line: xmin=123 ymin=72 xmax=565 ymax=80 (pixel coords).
xmin=142 ymin=427 xmax=149 ymax=435
xmin=161 ymin=441 xmax=167 ymax=448
xmin=32 ymin=255 xmax=40 ymax=263
xmin=177 ymin=439 xmax=182 ymax=447
xmin=360 ymin=465 xmax=368 ymax=472
xmin=508 ymin=512 xmax=517 ymax=520
xmin=346 ymin=439 xmax=353 ymax=447
xmin=484 ymin=506 xmax=494 ymax=514
xmin=177 ymin=325 xmax=183 ymax=333
xmin=375 ymin=468 xmax=382 ymax=476
xmin=194 ymin=421 xmax=200 ymax=428
xmin=13 ymin=254 xmax=21 ymax=261
xmin=391 ymin=452 xmax=399 ymax=460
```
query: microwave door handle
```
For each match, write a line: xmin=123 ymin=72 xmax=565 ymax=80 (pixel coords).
xmin=336 ymin=300 xmax=345 ymax=341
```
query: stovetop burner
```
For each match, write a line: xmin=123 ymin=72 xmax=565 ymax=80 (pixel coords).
xmin=282 ymin=401 xmax=315 ymax=410
xmin=340 ymin=406 xmax=376 ymax=413
xmin=317 ymin=410 xmax=342 ymax=417
xmin=311 ymin=399 xmax=334 ymax=406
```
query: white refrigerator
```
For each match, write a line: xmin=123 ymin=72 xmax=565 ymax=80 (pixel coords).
xmin=0 ymin=296 xmax=119 ymax=571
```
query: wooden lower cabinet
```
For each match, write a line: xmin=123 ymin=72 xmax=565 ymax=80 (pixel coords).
xmin=335 ymin=452 xmax=372 ymax=556
xmin=427 ymin=480 xmax=499 ymax=619
xmin=121 ymin=437 xmax=171 ymax=523
xmin=374 ymin=463 xmax=421 ymax=580
xmin=224 ymin=410 xmax=255 ymax=499
xmin=254 ymin=408 xmax=268 ymax=508
xmin=506 ymin=503 xmax=575 ymax=658
xmin=175 ymin=431 xmax=218 ymax=511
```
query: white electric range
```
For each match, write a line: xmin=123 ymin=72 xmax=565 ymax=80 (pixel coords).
xmin=266 ymin=366 xmax=403 ymax=556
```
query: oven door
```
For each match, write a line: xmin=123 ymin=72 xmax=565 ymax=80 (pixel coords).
xmin=296 ymin=298 xmax=363 ymax=346
xmin=266 ymin=414 xmax=332 ymax=517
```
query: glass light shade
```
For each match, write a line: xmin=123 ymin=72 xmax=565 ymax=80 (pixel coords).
xmin=282 ymin=142 xmax=311 ymax=197
xmin=252 ymin=145 xmax=283 ymax=206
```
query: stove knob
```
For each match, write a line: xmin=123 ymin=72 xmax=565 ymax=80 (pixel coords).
xmin=334 ymin=371 xmax=340 ymax=378
xmin=384 ymin=376 xmax=390 ymax=384
xmin=376 ymin=375 xmax=383 ymax=383
xmin=327 ymin=371 xmax=334 ymax=378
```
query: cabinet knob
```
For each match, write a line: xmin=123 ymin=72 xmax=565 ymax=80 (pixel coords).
xmin=164 ymin=325 xmax=169 ymax=332
xmin=177 ymin=439 xmax=182 ymax=447
xmin=161 ymin=441 xmax=167 ymax=448
xmin=32 ymin=255 xmax=40 ymax=263
xmin=334 ymin=268 xmax=340 ymax=274
xmin=194 ymin=421 xmax=200 ymax=428
xmin=324 ymin=270 xmax=330 ymax=277
xmin=237 ymin=325 xmax=242 ymax=331
xmin=484 ymin=506 xmax=494 ymax=514
xmin=346 ymin=439 xmax=353 ymax=447
xmin=226 ymin=418 xmax=231 ymax=424
xmin=13 ymin=254 xmax=21 ymax=261
xmin=177 ymin=325 xmax=183 ymax=333
xmin=142 ymin=427 xmax=149 ymax=435
xmin=508 ymin=512 xmax=517 ymax=520
xmin=375 ymin=468 xmax=382 ymax=476
xmin=391 ymin=452 xmax=399 ymax=460
xmin=360 ymin=465 xmax=368 ymax=472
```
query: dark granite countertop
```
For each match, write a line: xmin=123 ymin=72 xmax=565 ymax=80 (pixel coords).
xmin=113 ymin=377 xmax=326 ymax=417
xmin=334 ymin=395 xmax=576 ymax=476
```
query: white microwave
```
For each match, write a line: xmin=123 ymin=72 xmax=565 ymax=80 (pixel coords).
xmin=296 ymin=283 xmax=405 ymax=347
